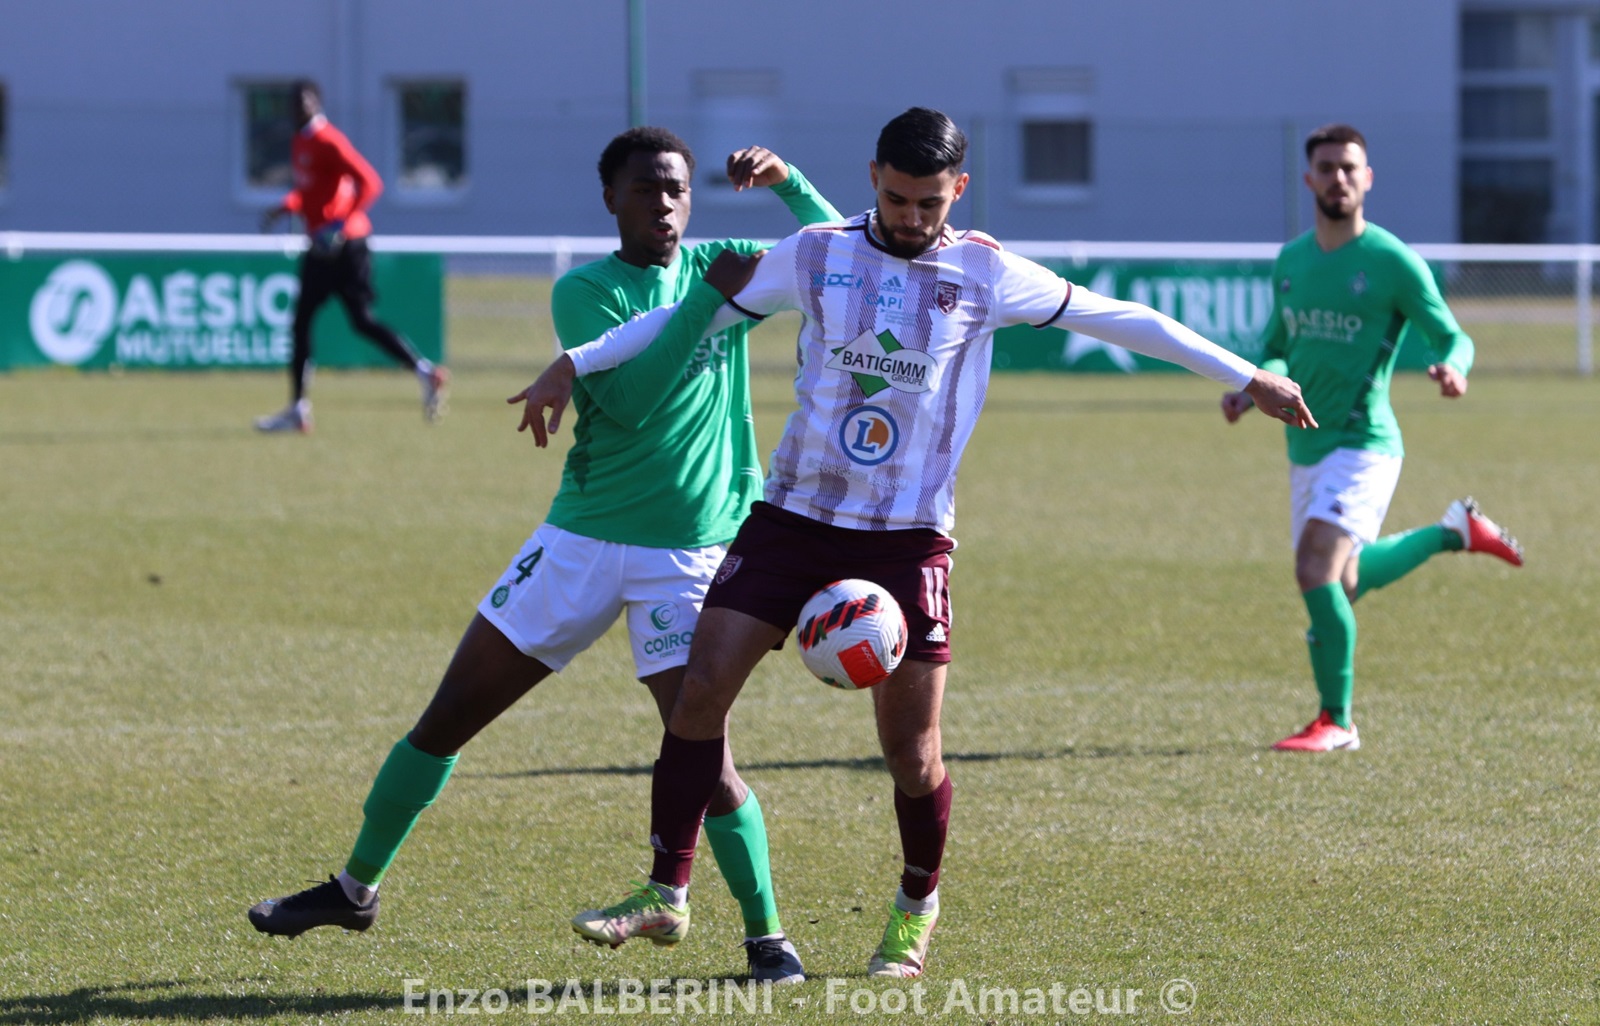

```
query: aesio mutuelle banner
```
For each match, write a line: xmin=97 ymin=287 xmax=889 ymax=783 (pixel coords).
xmin=1 ymin=252 xmax=442 ymax=371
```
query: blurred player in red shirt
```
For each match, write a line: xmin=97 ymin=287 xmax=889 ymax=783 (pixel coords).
xmin=256 ymin=79 xmax=448 ymax=433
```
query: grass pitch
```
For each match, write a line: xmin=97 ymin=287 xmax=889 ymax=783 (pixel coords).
xmin=0 ymin=277 xmax=1596 ymax=1024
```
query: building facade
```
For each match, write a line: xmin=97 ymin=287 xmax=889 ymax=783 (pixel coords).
xmin=0 ymin=0 xmax=1591 ymax=245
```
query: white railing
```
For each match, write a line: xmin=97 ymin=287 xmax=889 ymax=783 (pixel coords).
xmin=2 ymin=232 xmax=1593 ymax=375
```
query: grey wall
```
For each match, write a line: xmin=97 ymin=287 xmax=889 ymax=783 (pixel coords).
xmin=0 ymin=0 xmax=1462 ymax=243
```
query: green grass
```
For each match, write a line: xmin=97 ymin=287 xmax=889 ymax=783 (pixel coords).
xmin=1 ymin=277 xmax=1597 ymax=1024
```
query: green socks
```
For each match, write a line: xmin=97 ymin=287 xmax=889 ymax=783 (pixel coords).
xmin=702 ymin=789 xmax=782 ymax=938
xmin=345 ymin=737 xmax=458 ymax=888
xmin=1354 ymin=525 xmax=1458 ymax=600
xmin=1303 ymin=582 xmax=1357 ymax=729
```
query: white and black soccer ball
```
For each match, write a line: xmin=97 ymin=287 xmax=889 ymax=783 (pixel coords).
xmin=795 ymin=579 xmax=908 ymax=689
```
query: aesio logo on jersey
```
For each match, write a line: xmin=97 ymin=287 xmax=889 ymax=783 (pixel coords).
xmin=683 ymin=330 xmax=731 ymax=380
xmin=1282 ymin=306 xmax=1362 ymax=343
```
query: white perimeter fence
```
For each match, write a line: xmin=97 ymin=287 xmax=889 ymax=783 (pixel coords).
xmin=2 ymin=233 xmax=1593 ymax=375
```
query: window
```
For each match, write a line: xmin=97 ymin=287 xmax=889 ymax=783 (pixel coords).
xmin=1010 ymin=67 xmax=1093 ymax=198
xmin=1022 ymin=120 xmax=1091 ymax=185
xmin=1457 ymin=10 xmax=1567 ymax=243
xmin=242 ymin=82 xmax=298 ymax=190
xmin=1461 ymin=12 xmax=1555 ymax=70
xmin=1460 ymin=159 xmax=1553 ymax=242
xmin=396 ymin=81 xmax=466 ymax=191
xmin=0 ymin=81 xmax=8 ymax=191
xmin=1461 ymin=86 xmax=1550 ymax=140
xmin=692 ymin=70 xmax=779 ymax=193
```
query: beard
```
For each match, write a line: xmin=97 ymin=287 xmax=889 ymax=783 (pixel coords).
xmin=1315 ymin=195 xmax=1354 ymax=221
xmin=872 ymin=209 xmax=939 ymax=259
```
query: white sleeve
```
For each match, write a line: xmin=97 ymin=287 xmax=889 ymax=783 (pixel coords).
xmin=993 ymin=250 xmax=1075 ymax=327
xmin=1049 ymin=287 xmax=1256 ymax=388
xmin=722 ymin=233 xmax=802 ymax=320
xmin=566 ymin=234 xmax=803 ymax=377
xmin=565 ymin=302 xmax=751 ymax=376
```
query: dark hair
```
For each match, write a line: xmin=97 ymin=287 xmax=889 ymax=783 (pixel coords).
xmin=1304 ymin=123 xmax=1367 ymax=161
xmin=291 ymin=79 xmax=322 ymax=102
xmin=876 ymin=107 xmax=968 ymax=177
xmin=597 ymin=126 xmax=697 ymax=187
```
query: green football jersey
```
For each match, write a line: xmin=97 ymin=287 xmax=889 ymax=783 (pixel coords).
xmin=544 ymin=165 xmax=839 ymax=548
xmin=1257 ymin=223 xmax=1474 ymax=466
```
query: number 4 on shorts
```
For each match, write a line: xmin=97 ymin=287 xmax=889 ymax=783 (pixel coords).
xmin=514 ymin=547 xmax=544 ymax=583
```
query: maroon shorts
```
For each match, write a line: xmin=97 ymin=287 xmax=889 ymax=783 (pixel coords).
xmin=706 ymin=502 xmax=956 ymax=663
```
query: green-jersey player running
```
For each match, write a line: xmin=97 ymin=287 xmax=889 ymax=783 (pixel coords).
xmin=247 ymin=128 xmax=840 ymax=984
xmin=1221 ymin=123 xmax=1523 ymax=753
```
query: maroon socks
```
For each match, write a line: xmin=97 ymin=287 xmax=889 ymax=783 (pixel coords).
xmin=894 ymin=775 xmax=953 ymax=900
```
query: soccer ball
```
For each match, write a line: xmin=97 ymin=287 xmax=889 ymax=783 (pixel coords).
xmin=795 ymin=579 xmax=908 ymax=689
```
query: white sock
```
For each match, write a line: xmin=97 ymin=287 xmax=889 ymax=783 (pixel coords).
xmin=337 ymin=870 xmax=376 ymax=907
xmin=415 ymin=358 xmax=435 ymax=380
xmin=746 ymin=931 xmax=784 ymax=943
xmin=651 ymin=881 xmax=688 ymax=908
xmin=294 ymin=398 xmax=312 ymax=417
xmin=894 ymin=886 xmax=938 ymax=916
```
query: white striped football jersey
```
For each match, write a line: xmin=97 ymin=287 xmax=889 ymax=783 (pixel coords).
xmin=567 ymin=210 xmax=1256 ymax=535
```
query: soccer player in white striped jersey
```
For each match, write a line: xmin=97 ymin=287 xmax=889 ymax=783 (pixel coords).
xmin=516 ymin=108 xmax=1315 ymax=978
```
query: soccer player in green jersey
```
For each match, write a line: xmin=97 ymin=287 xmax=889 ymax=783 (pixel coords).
xmin=246 ymin=127 xmax=840 ymax=983
xmin=1221 ymin=123 xmax=1524 ymax=753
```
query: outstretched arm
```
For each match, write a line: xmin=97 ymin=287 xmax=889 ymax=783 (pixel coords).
xmin=1054 ymin=288 xmax=1316 ymax=428
xmin=508 ymin=250 xmax=766 ymax=445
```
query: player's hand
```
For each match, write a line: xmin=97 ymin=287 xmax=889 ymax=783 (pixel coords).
xmin=1220 ymin=390 xmax=1254 ymax=424
xmin=705 ymin=249 xmax=764 ymax=300
xmin=259 ymin=207 xmax=285 ymax=233
xmin=1242 ymin=369 xmax=1318 ymax=429
xmin=507 ymin=353 xmax=576 ymax=448
xmin=1428 ymin=363 xmax=1468 ymax=398
xmin=725 ymin=146 xmax=788 ymax=191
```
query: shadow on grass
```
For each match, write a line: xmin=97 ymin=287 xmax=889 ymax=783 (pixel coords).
xmin=469 ymin=743 xmax=1219 ymax=781
xmin=0 ymin=979 xmax=401 ymax=1024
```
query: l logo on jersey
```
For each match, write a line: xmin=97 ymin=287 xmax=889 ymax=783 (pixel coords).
xmin=839 ymin=405 xmax=900 ymax=466
xmin=827 ymin=329 xmax=936 ymax=397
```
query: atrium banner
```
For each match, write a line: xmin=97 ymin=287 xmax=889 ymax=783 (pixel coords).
xmin=0 ymin=252 xmax=442 ymax=371
xmin=992 ymin=261 xmax=1434 ymax=373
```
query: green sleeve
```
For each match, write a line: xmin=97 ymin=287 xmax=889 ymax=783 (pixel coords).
xmin=1257 ymin=255 xmax=1289 ymax=377
xmin=1396 ymin=248 xmax=1474 ymax=376
xmin=771 ymin=163 xmax=842 ymax=225
xmin=551 ymin=273 xmax=631 ymax=356
xmin=578 ymin=277 xmax=733 ymax=429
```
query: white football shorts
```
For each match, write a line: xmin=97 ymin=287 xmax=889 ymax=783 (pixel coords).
xmin=477 ymin=523 xmax=726 ymax=677
xmin=1289 ymin=447 xmax=1404 ymax=551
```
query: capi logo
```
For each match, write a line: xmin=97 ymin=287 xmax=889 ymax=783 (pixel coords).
xmin=29 ymin=261 xmax=118 ymax=365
